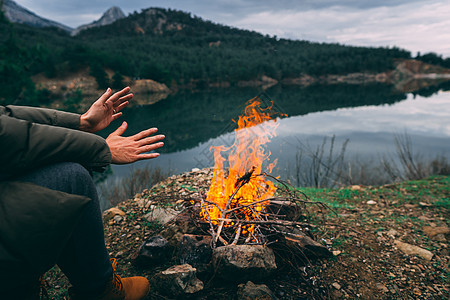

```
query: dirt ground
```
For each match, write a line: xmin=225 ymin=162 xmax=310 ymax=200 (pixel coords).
xmin=46 ymin=170 xmax=449 ymax=299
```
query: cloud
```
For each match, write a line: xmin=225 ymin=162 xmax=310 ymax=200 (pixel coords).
xmin=12 ymin=0 xmax=450 ymax=57
xmin=229 ymin=1 xmax=450 ymax=57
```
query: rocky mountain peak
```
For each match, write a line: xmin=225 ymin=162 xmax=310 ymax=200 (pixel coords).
xmin=1 ymin=0 xmax=72 ymax=32
xmin=72 ymin=6 xmax=125 ymax=36
xmin=99 ymin=6 xmax=125 ymax=25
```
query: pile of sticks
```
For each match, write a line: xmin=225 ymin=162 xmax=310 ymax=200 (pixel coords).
xmin=198 ymin=168 xmax=330 ymax=248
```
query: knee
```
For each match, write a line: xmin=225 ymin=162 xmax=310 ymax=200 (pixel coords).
xmin=15 ymin=162 xmax=99 ymax=200
xmin=55 ymin=162 xmax=92 ymax=182
xmin=60 ymin=162 xmax=95 ymax=187
xmin=47 ymin=162 xmax=97 ymax=197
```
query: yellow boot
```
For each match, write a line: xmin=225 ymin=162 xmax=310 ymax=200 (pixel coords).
xmin=69 ymin=259 xmax=149 ymax=300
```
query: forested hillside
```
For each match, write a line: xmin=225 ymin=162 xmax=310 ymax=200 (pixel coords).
xmin=1 ymin=6 xmax=449 ymax=106
xmin=76 ymin=8 xmax=412 ymax=84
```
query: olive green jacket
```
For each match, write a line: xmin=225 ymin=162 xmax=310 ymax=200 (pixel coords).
xmin=0 ymin=105 xmax=111 ymax=289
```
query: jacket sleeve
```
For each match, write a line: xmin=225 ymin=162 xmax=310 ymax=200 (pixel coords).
xmin=0 ymin=115 xmax=111 ymax=176
xmin=0 ymin=105 xmax=81 ymax=129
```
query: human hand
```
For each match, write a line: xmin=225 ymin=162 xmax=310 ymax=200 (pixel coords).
xmin=79 ymin=87 xmax=132 ymax=133
xmin=106 ymin=121 xmax=165 ymax=164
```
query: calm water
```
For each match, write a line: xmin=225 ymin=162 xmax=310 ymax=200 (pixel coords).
xmin=99 ymin=83 xmax=450 ymax=185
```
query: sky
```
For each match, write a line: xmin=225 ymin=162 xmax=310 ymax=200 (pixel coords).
xmin=13 ymin=0 xmax=450 ymax=58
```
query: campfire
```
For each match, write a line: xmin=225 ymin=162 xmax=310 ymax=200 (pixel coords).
xmin=200 ymin=96 xmax=285 ymax=247
xmin=128 ymin=94 xmax=333 ymax=298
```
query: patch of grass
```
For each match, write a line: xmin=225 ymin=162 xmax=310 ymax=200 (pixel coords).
xmin=142 ymin=220 xmax=163 ymax=232
xmin=180 ymin=184 xmax=198 ymax=192
xmin=435 ymin=198 xmax=450 ymax=209
xmin=331 ymin=236 xmax=350 ymax=247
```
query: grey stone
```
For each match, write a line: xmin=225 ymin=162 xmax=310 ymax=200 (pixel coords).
xmin=113 ymin=215 xmax=123 ymax=223
xmin=144 ymin=207 xmax=180 ymax=226
xmin=394 ymin=240 xmax=433 ymax=261
xmin=422 ymin=226 xmax=449 ymax=240
xmin=135 ymin=235 xmax=171 ymax=266
xmin=237 ymin=281 xmax=276 ymax=300
xmin=332 ymin=282 xmax=341 ymax=290
xmin=212 ymin=245 xmax=277 ymax=281
xmin=178 ymin=234 xmax=212 ymax=273
xmin=151 ymin=264 xmax=204 ymax=297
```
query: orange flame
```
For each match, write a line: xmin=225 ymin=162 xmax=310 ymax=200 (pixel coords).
xmin=201 ymin=96 xmax=283 ymax=237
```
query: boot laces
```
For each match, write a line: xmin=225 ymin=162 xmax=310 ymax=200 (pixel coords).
xmin=110 ymin=258 xmax=124 ymax=294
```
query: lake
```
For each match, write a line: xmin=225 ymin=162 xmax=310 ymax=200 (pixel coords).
xmin=99 ymin=83 xmax=450 ymax=188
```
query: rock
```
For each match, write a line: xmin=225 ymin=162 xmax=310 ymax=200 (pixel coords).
xmin=332 ymin=282 xmax=341 ymax=290
xmin=366 ymin=200 xmax=377 ymax=205
xmin=333 ymin=250 xmax=342 ymax=256
xmin=237 ymin=281 xmax=276 ymax=300
xmin=212 ymin=245 xmax=277 ymax=281
xmin=134 ymin=235 xmax=171 ymax=266
xmin=131 ymin=79 xmax=170 ymax=94
xmin=178 ymin=234 xmax=212 ymax=273
xmin=158 ymin=212 xmax=201 ymax=247
xmin=113 ymin=215 xmax=123 ymax=223
xmin=331 ymin=290 xmax=343 ymax=298
xmin=422 ymin=226 xmax=449 ymax=237
xmin=386 ymin=229 xmax=399 ymax=238
xmin=376 ymin=283 xmax=389 ymax=293
xmin=280 ymin=229 xmax=333 ymax=259
xmin=394 ymin=240 xmax=433 ymax=261
xmin=103 ymin=207 xmax=126 ymax=221
xmin=151 ymin=264 xmax=204 ymax=297
xmin=144 ymin=207 xmax=180 ymax=226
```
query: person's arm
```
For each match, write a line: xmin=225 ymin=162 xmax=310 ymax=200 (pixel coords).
xmin=0 ymin=86 xmax=132 ymax=132
xmin=0 ymin=115 xmax=111 ymax=176
xmin=0 ymin=86 xmax=164 ymax=177
xmin=0 ymin=105 xmax=80 ymax=129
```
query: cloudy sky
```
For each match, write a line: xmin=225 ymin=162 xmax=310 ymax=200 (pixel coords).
xmin=13 ymin=0 xmax=450 ymax=57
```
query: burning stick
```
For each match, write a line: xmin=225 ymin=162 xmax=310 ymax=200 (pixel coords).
xmin=200 ymin=197 xmax=217 ymax=248
xmin=201 ymin=96 xmax=284 ymax=246
xmin=234 ymin=166 xmax=255 ymax=188
xmin=217 ymin=218 xmax=312 ymax=227
xmin=214 ymin=169 xmax=254 ymax=244
xmin=231 ymin=224 xmax=242 ymax=245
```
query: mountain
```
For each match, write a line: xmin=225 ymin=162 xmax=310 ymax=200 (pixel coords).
xmin=1 ymin=0 xmax=72 ymax=32
xmin=2 ymin=4 xmax=449 ymax=107
xmin=72 ymin=6 xmax=125 ymax=36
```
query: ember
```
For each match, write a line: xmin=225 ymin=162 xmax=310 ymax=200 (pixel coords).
xmin=200 ymin=96 xmax=285 ymax=246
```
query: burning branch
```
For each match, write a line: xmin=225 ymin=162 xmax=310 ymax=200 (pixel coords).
xmin=234 ymin=166 xmax=256 ymax=187
xmin=231 ymin=224 xmax=242 ymax=245
xmin=214 ymin=167 xmax=255 ymax=244
xmin=217 ymin=218 xmax=312 ymax=227
xmin=200 ymin=197 xmax=217 ymax=248
xmin=199 ymin=96 xmax=288 ymax=246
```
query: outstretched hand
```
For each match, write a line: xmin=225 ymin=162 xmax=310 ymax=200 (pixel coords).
xmin=80 ymin=87 xmax=132 ymax=133
xmin=106 ymin=121 xmax=165 ymax=164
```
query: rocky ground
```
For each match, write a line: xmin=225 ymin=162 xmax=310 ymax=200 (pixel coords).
xmin=46 ymin=170 xmax=449 ymax=299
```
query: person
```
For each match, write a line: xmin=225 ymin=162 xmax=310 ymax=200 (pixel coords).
xmin=0 ymin=86 xmax=165 ymax=299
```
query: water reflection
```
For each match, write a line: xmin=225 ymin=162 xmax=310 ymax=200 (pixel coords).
xmin=111 ymin=90 xmax=448 ymax=178
xmin=98 ymin=83 xmax=408 ymax=153
xmin=105 ymin=85 xmax=449 ymax=185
